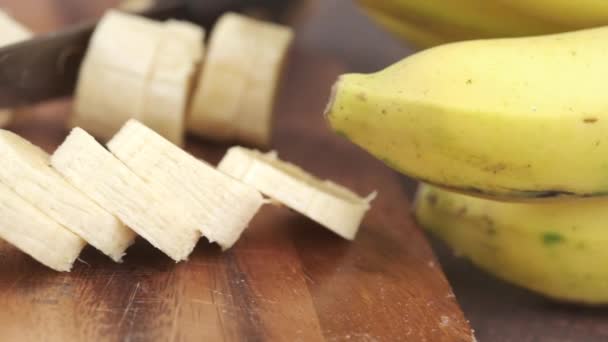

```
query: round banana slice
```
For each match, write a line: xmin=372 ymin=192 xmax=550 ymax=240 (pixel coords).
xmin=0 ymin=10 xmax=33 ymax=127
xmin=0 ymin=179 xmax=86 ymax=272
xmin=189 ymin=13 xmax=294 ymax=147
xmin=218 ymin=146 xmax=376 ymax=240
xmin=139 ymin=20 xmax=204 ymax=146
xmin=72 ymin=10 xmax=203 ymax=144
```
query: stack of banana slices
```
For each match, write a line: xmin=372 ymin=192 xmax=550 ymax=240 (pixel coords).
xmin=0 ymin=119 xmax=373 ymax=271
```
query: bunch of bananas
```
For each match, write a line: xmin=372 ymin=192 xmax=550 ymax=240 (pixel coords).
xmin=324 ymin=25 xmax=608 ymax=303
xmin=357 ymin=0 xmax=608 ymax=48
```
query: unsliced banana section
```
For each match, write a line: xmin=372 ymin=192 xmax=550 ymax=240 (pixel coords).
xmin=72 ymin=10 xmax=204 ymax=144
xmin=51 ymin=127 xmax=201 ymax=261
xmin=189 ymin=12 xmax=294 ymax=147
xmin=0 ymin=130 xmax=135 ymax=261
xmin=218 ymin=146 xmax=376 ymax=240
xmin=108 ymin=119 xmax=264 ymax=249
xmin=0 ymin=10 xmax=33 ymax=127
xmin=0 ymin=181 xmax=86 ymax=272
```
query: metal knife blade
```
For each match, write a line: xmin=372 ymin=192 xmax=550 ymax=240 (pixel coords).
xmin=0 ymin=0 xmax=290 ymax=108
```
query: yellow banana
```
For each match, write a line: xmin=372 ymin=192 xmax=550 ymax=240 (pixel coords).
xmin=414 ymin=183 xmax=608 ymax=304
xmin=362 ymin=5 xmax=450 ymax=48
xmin=325 ymin=27 xmax=608 ymax=200
xmin=356 ymin=0 xmax=563 ymax=44
xmin=497 ymin=0 xmax=608 ymax=28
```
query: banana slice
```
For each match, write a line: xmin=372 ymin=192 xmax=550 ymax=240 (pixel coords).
xmin=108 ymin=119 xmax=264 ymax=249
xmin=51 ymin=127 xmax=201 ymax=261
xmin=0 ymin=181 xmax=85 ymax=272
xmin=72 ymin=10 xmax=160 ymax=139
xmin=0 ymin=130 xmax=135 ymax=261
xmin=0 ymin=11 xmax=33 ymax=127
xmin=189 ymin=13 xmax=294 ymax=147
xmin=140 ymin=20 xmax=204 ymax=146
xmin=218 ymin=146 xmax=376 ymax=240
xmin=73 ymin=10 xmax=203 ymax=144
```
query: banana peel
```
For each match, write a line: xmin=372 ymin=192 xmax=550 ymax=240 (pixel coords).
xmin=415 ymin=183 xmax=608 ymax=304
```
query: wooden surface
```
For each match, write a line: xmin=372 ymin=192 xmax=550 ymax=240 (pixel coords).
xmin=0 ymin=1 xmax=473 ymax=341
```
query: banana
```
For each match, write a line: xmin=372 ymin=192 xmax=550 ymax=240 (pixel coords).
xmin=496 ymin=0 xmax=608 ymax=28
xmin=139 ymin=20 xmax=204 ymax=146
xmin=188 ymin=13 xmax=294 ymax=147
xmin=356 ymin=0 xmax=563 ymax=45
xmin=51 ymin=127 xmax=201 ymax=261
xmin=326 ymin=27 xmax=608 ymax=200
xmin=0 ymin=181 xmax=86 ymax=272
xmin=361 ymin=5 xmax=450 ymax=48
xmin=0 ymin=10 xmax=33 ymax=127
xmin=0 ymin=130 xmax=135 ymax=261
xmin=107 ymin=119 xmax=264 ymax=249
xmin=72 ymin=10 xmax=160 ymax=139
xmin=218 ymin=146 xmax=376 ymax=240
xmin=72 ymin=10 xmax=203 ymax=144
xmin=415 ymin=183 xmax=608 ymax=304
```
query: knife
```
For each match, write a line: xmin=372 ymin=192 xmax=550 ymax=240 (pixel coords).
xmin=0 ymin=0 xmax=292 ymax=108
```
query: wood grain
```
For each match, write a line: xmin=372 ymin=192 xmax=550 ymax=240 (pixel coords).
xmin=0 ymin=1 xmax=473 ymax=341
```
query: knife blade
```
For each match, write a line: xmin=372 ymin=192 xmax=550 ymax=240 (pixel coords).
xmin=0 ymin=0 xmax=290 ymax=108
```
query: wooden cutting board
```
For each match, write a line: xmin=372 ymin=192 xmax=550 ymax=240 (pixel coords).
xmin=0 ymin=1 xmax=473 ymax=341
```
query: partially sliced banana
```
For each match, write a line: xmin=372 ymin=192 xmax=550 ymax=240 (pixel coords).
xmin=0 ymin=181 xmax=86 ymax=272
xmin=51 ymin=127 xmax=201 ymax=261
xmin=218 ymin=146 xmax=376 ymax=240
xmin=140 ymin=20 xmax=204 ymax=146
xmin=0 ymin=11 xmax=33 ymax=127
xmin=73 ymin=10 xmax=203 ymax=144
xmin=0 ymin=130 xmax=135 ymax=261
xmin=108 ymin=119 xmax=264 ymax=249
xmin=189 ymin=13 xmax=294 ymax=147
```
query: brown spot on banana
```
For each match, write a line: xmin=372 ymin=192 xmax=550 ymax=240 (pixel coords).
xmin=583 ymin=117 xmax=598 ymax=123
